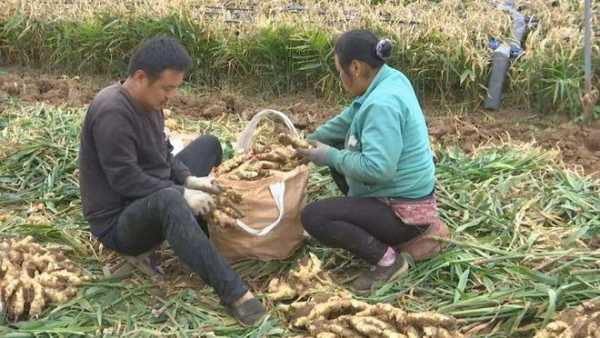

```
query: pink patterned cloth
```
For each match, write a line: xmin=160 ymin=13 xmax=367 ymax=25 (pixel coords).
xmin=382 ymin=195 xmax=450 ymax=261
xmin=388 ymin=196 xmax=440 ymax=225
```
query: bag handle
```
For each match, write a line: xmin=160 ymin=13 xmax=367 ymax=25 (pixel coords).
xmin=235 ymin=181 xmax=286 ymax=237
xmin=233 ymin=109 xmax=298 ymax=236
xmin=235 ymin=109 xmax=299 ymax=154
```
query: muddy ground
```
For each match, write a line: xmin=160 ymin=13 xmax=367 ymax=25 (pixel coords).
xmin=1 ymin=67 xmax=598 ymax=177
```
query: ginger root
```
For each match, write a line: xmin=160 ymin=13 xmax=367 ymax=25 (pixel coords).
xmin=267 ymin=278 xmax=297 ymax=301
xmin=207 ymin=129 xmax=311 ymax=228
xmin=268 ymin=254 xmax=463 ymax=338
xmin=216 ymin=133 xmax=309 ymax=182
xmin=288 ymin=296 xmax=463 ymax=338
xmin=267 ymin=253 xmax=338 ymax=302
xmin=0 ymin=236 xmax=87 ymax=321
xmin=206 ymin=187 xmax=245 ymax=229
xmin=216 ymin=155 xmax=250 ymax=176
xmin=278 ymin=133 xmax=312 ymax=150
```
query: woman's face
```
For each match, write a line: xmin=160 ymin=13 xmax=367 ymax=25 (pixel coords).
xmin=335 ymin=54 xmax=355 ymax=95
xmin=335 ymin=54 xmax=372 ymax=97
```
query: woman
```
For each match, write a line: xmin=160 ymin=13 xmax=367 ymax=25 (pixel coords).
xmin=297 ymin=30 xmax=449 ymax=293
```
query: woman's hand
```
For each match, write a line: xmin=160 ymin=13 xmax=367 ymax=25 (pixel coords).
xmin=295 ymin=142 xmax=333 ymax=166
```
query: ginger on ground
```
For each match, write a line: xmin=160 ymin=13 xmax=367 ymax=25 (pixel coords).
xmin=268 ymin=254 xmax=464 ymax=338
xmin=0 ymin=236 xmax=86 ymax=321
xmin=288 ymin=297 xmax=463 ymax=338
xmin=267 ymin=253 xmax=336 ymax=301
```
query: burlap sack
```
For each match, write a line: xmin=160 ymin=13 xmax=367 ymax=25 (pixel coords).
xmin=208 ymin=110 xmax=308 ymax=263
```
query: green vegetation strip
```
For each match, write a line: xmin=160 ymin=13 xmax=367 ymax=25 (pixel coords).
xmin=0 ymin=103 xmax=599 ymax=337
xmin=1 ymin=0 xmax=599 ymax=115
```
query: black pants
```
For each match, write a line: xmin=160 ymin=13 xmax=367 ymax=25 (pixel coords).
xmin=102 ymin=135 xmax=247 ymax=306
xmin=301 ymin=169 xmax=422 ymax=265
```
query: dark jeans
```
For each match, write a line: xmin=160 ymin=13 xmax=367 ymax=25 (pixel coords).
xmin=301 ymin=169 xmax=422 ymax=265
xmin=101 ymin=135 xmax=247 ymax=305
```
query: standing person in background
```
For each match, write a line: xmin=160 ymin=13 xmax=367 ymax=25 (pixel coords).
xmin=78 ymin=36 xmax=266 ymax=325
xmin=298 ymin=30 xmax=449 ymax=294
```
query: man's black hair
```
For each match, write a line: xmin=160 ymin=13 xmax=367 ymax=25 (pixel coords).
xmin=128 ymin=36 xmax=192 ymax=80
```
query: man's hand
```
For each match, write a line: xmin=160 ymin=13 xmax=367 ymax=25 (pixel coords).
xmin=296 ymin=141 xmax=332 ymax=166
xmin=183 ymin=188 xmax=216 ymax=216
xmin=184 ymin=175 xmax=222 ymax=194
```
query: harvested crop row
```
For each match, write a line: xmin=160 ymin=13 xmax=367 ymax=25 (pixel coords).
xmin=269 ymin=254 xmax=463 ymax=338
xmin=284 ymin=297 xmax=463 ymax=338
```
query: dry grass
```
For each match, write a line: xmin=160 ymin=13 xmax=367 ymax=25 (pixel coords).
xmin=1 ymin=0 xmax=598 ymax=114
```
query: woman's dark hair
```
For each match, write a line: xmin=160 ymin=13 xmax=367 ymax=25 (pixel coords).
xmin=334 ymin=30 xmax=393 ymax=73
xmin=128 ymin=36 xmax=192 ymax=81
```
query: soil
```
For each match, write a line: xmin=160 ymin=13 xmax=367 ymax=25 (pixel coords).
xmin=428 ymin=111 xmax=600 ymax=177
xmin=1 ymin=66 xmax=598 ymax=177
xmin=0 ymin=71 xmax=98 ymax=106
xmin=535 ymin=299 xmax=600 ymax=338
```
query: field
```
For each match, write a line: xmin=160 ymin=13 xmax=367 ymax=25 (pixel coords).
xmin=1 ymin=0 xmax=600 ymax=337
xmin=1 ymin=0 xmax=599 ymax=114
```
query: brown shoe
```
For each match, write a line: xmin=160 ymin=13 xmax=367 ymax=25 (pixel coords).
xmin=397 ymin=221 xmax=449 ymax=261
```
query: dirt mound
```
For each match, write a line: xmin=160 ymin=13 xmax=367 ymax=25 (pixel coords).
xmin=169 ymin=92 xmax=335 ymax=129
xmin=526 ymin=123 xmax=598 ymax=176
xmin=584 ymin=130 xmax=600 ymax=153
xmin=169 ymin=95 xmax=231 ymax=118
xmin=286 ymin=101 xmax=333 ymax=129
xmin=0 ymin=72 xmax=97 ymax=106
xmin=428 ymin=113 xmax=600 ymax=177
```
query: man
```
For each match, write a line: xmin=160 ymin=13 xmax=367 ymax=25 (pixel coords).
xmin=79 ymin=37 xmax=266 ymax=325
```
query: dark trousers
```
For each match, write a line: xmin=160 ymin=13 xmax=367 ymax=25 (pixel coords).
xmin=301 ymin=169 xmax=422 ymax=265
xmin=102 ymin=135 xmax=247 ymax=306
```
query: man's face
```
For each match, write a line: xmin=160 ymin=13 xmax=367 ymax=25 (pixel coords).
xmin=135 ymin=69 xmax=184 ymax=111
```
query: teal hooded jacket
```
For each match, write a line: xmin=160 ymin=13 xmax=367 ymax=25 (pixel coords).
xmin=309 ymin=64 xmax=435 ymax=199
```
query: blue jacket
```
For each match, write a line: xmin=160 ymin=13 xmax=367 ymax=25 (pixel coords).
xmin=310 ymin=64 xmax=435 ymax=198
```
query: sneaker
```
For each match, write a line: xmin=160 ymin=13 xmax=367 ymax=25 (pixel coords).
xmin=351 ymin=254 xmax=409 ymax=293
xmin=107 ymin=250 xmax=164 ymax=280
xmin=125 ymin=251 xmax=165 ymax=277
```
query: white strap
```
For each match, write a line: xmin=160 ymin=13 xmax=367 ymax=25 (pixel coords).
xmin=235 ymin=109 xmax=299 ymax=154
xmin=235 ymin=181 xmax=286 ymax=237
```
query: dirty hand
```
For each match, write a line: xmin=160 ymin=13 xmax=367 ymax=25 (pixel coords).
xmin=296 ymin=141 xmax=332 ymax=166
xmin=185 ymin=175 xmax=222 ymax=194
xmin=183 ymin=188 xmax=216 ymax=216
